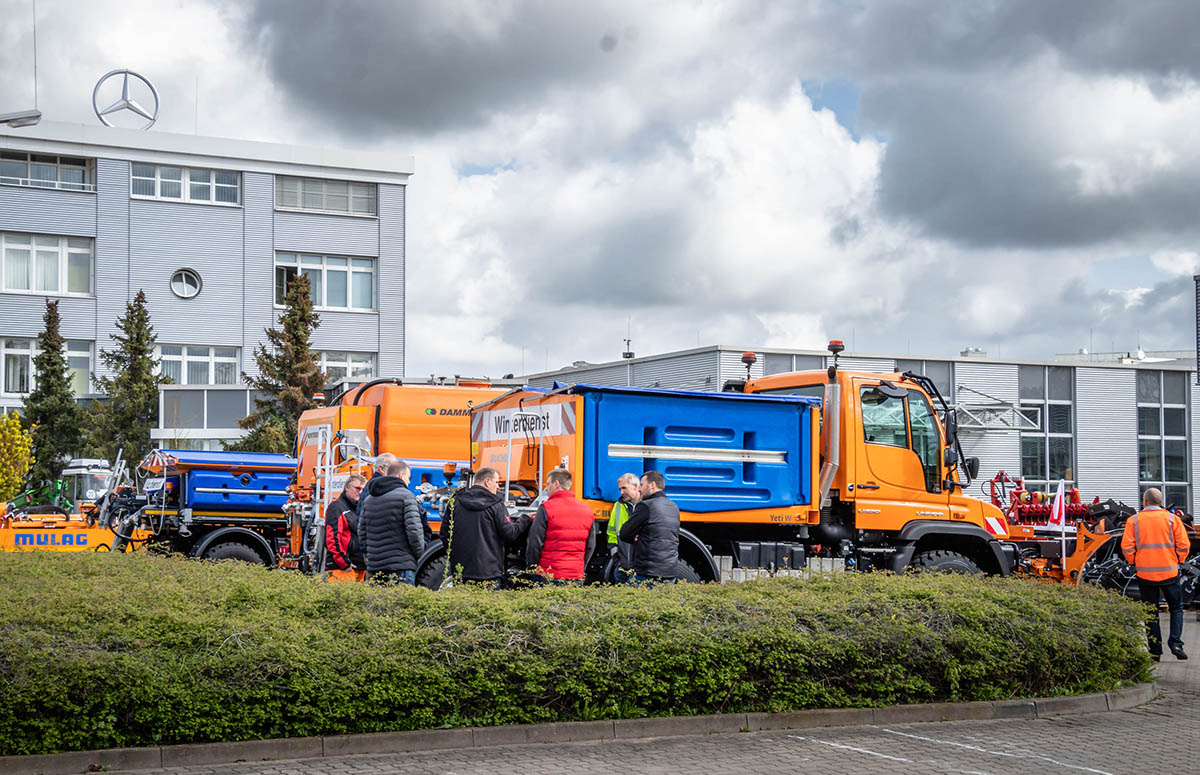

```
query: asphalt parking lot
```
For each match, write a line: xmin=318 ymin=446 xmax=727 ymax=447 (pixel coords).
xmin=136 ymin=620 xmax=1200 ymax=775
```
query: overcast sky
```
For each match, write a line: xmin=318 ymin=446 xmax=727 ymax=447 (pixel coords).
xmin=2 ymin=0 xmax=1198 ymax=377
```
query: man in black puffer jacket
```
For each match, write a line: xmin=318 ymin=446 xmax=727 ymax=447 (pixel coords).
xmin=618 ymin=470 xmax=680 ymax=586
xmin=360 ymin=459 xmax=425 ymax=585
xmin=440 ymin=467 xmax=529 ymax=586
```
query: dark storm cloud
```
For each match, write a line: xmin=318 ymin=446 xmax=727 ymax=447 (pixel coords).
xmin=236 ymin=0 xmax=642 ymax=136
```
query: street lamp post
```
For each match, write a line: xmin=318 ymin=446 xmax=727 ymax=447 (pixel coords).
xmin=0 ymin=108 xmax=42 ymax=128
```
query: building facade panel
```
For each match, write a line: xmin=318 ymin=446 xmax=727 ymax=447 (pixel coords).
xmin=634 ymin=350 xmax=719 ymax=390
xmin=241 ymin=172 xmax=274 ymax=379
xmin=1192 ymin=381 xmax=1200 ymax=517
xmin=1075 ymin=367 xmax=1139 ymax=503
xmin=0 ymin=187 xmax=96 ymax=237
xmin=953 ymin=361 xmax=1021 ymax=499
xmin=833 ymin=356 xmax=897 ymax=374
xmin=376 ymin=183 xmax=405 ymax=377
xmin=719 ymin=349 xmax=764 ymax=384
xmin=273 ymin=210 xmax=379 ymax=257
xmin=94 ymin=158 xmax=130 ymax=374
xmin=311 ymin=310 xmax=381 ymax=353
xmin=529 ymin=363 xmax=631 ymax=388
xmin=0 ymin=295 xmax=97 ymax=340
xmin=129 ymin=199 xmax=245 ymax=346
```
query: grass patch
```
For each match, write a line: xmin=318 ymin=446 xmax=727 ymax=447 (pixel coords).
xmin=0 ymin=552 xmax=1152 ymax=755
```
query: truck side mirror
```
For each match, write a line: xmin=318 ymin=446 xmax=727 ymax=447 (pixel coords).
xmin=943 ymin=447 xmax=959 ymax=468
xmin=965 ymin=456 xmax=980 ymax=480
xmin=943 ymin=410 xmax=958 ymax=438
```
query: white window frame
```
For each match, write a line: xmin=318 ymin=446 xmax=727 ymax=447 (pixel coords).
xmin=1018 ymin=366 xmax=1075 ymax=491
xmin=2 ymin=338 xmax=92 ymax=397
xmin=1 ymin=232 xmax=93 ymax=297
xmin=274 ymin=175 xmax=378 ymax=217
xmin=274 ymin=252 xmax=376 ymax=312
xmin=319 ymin=351 xmax=376 ymax=384
xmin=130 ymin=164 xmax=241 ymax=206
xmin=0 ymin=151 xmax=95 ymax=192
xmin=1137 ymin=370 xmax=1190 ymax=507
xmin=156 ymin=345 xmax=241 ymax=386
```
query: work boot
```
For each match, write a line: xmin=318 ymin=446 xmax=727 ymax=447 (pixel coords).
xmin=1170 ymin=646 xmax=1188 ymax=660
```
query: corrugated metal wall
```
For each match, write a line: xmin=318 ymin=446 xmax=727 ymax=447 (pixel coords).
xmin=719 ymin=349 xmax=763 ymax=384
xmin=312 ymin=310 xmax=380 ymax=352
xmin=131 ymin=199 xmax=244 ymax=347
xmin=1076 ymin=367 xmax=1139 ymax=503
xmin=634 ymin=350 xmax=719 ymax=390
xmin=955 ymin=361 xmax=1021 ymax=500
xmin=377 ymin=183 xmax=405 ymax=376
xmin=273 ymin=210 xmax=379 ymax=257
xmin=1192 ymin=380 xmax=1200 ymax=516
xmin=0 ymin=186 xmax=95 ymax=237
xmin=529 ymin=362 xmax=631 ymax=388
xmin=834 ymin=356 xmax=897 ymax=373
xmin=94 ymin=158 xmax=130 ymax=375
xmin=240 ymin=172 xmax=274 ymax=378
xmin=2 ymin=296 xmax=97 ymax=340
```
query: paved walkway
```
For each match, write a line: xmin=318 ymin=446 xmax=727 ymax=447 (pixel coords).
xmin=135 ymin=621 xmax=1200 ymax=775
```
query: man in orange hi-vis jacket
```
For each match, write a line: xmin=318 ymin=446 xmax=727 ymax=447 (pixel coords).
xmin=1122 ymin=488 xmax=1191 ymax=660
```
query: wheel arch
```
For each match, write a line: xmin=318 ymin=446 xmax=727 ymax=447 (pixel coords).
xmin=190 ymin=527 xmax=275 ymax=566
xmin=678 ymin=527 xmax=720 ymax=582
xmin=888 ymin=520 xmax=1010 ymax=576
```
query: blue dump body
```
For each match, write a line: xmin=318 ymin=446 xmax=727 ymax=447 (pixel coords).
xmin=572 ymin=385 xmax=818 ymax=513
xmin=155 ymin=449 xmax=295 ymax=514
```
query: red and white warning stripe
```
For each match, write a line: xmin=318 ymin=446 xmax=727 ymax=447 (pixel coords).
xmin=983 ymin=515 xmax=1009 ymax=538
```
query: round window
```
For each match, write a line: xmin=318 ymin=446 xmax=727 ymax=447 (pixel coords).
xmin=170 ymin=268 xmax=202 ymax=299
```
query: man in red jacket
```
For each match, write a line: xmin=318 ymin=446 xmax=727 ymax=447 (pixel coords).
xmin=526 ymin=468 xmax=596 ymax=585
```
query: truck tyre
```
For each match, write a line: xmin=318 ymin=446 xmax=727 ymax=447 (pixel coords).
xmin=416 ymin=555 xmax=447 ymax=589
xmin=910 ymin=549 xmax=982 ymax=575
xmin=676 ymin=559 xmax=702 ymax=583
xmin=204 ymin=542 xmax=265 ymax=565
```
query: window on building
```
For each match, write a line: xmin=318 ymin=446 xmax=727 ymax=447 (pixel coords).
xmin=1137 ymin=370 xmax=1189 ymax=509
xmin=0 ymin=151 xmax=94 ymax=191
xmin=158 ymin=345 xmax=239 ymax=385
xmin=319 ymin=351 xmax=376 ymax=384
xmin=895 ymin=359 xmax=955 ymax=400
xmin=1 ymin=232 xmax=92 ymax=296
xmin=130 ymin=164 xmax=241 ymax=205
xmin=2 ymin=338 xmax=91 ymax=396
xmin=275 ymin=176 xmax=377 ymax=216
xmin=1019 ymin=365 xmax=1075 ymax=491
xmin=274 ymin=253 xmax=375 ymax=311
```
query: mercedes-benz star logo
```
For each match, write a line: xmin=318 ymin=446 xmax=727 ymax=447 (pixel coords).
xmin=92 ymin=69 xmax=159 ymax=130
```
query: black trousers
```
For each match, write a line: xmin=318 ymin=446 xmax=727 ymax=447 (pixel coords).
xmin=1138 ymin=578 xmax=1184 ymax=654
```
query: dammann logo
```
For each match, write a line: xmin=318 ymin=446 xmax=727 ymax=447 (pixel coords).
xmin=425 ymin=408 xmax=470 ymax=416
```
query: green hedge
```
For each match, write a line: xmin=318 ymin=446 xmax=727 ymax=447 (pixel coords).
xmin=0 ymin=552 xmax=1152 ymax=755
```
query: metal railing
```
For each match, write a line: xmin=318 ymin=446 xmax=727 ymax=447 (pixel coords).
xmin=0 ymin=176 xmax=96 ymax=193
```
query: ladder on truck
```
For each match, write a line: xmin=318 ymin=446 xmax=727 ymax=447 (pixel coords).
xmin=306 ymin=427 xmax=370 ymax=575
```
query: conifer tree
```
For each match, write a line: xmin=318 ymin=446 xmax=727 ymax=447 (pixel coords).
xmin=23 ymin=299 xmax=83 ymax=485
xmin=90 ymin=290 xmax=167 ymax=465
xmin=227 ymin=273 xmax=325 ymax=454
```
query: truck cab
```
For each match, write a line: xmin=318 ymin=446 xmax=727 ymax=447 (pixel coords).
xmin=737 ymin=344 xmax=1012 ymax=575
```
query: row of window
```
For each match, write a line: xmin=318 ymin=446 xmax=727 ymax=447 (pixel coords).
xmin=0 ymin=339 xmax=378 ymax=395
xmin=274 ymin=253 xmax=375 ymax=311
xmin=0 ymin=152 xmax=93 ymax=191
xmin=1 ymin=233 xmax=92 ymax=296
xmin=2 ymin=153 xmax=382 ymax=218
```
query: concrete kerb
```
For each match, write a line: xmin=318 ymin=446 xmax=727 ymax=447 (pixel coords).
xmin=0 ymin=682 xmax=1157 ymax=775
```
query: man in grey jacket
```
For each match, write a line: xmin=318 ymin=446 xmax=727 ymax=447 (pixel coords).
xmin=618 ymin=470 xmax=680 ymax=586
xmin=360 ymin=459 xmax=425 ymax=585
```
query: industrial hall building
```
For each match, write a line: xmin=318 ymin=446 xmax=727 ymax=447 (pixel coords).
xmin=523 ymin=344 xmax=1200 ymax=517
xmin=0 ymin=121 xmax=411 ymax=449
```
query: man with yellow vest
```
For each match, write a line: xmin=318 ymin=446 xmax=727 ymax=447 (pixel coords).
xmin=1122 ymin=488 xmax=1191 ymax=660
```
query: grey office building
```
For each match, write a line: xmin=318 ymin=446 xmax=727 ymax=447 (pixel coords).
xmin=0 ymin=121 xmax=411 ymax=449
xmin=525 ymin=345 xmax=1200 ymax=515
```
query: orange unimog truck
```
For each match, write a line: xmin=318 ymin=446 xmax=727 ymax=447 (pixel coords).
xmin=412 ymin=341 xmax=1013 ymax=586
xmin=284 ymin=378 xmax=519 ymax=573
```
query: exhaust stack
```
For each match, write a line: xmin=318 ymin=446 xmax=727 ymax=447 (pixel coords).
xmin=817 ymin=340 xmax=844 ymax=507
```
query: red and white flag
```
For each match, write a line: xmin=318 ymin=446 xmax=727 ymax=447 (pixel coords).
xmin=1048 ymin=479 xmax=1066 ymax=528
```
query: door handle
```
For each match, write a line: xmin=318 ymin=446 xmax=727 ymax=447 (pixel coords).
xmin=857 ymin=483 xmax=880 ymax=490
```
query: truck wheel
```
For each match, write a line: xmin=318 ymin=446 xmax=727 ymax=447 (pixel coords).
xmin=910 ymin=549 xmax=982 ymax=575
xmin=416 ymin=555 xmax=447 ymax=589
xmin=204 ymin=542 xmax=265 ymax=565
xmin=676 ymin=559 xmax=702 ymax=583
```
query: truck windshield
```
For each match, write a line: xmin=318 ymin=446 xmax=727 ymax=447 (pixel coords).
xmin=861 ymin=387 xmax=907 ymax=447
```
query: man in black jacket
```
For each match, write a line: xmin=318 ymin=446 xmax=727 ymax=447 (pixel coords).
xmin=440 ymin=467 xmax=529 ymax=586
xmin=618 ymin=470 xmax=680 ymax=586
xmin=360 ymin=459 xmax=425 ymax=585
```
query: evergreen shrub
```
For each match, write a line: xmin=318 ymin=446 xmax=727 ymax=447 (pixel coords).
xmin=0 ymin=552 xmax=1152 ymax=755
